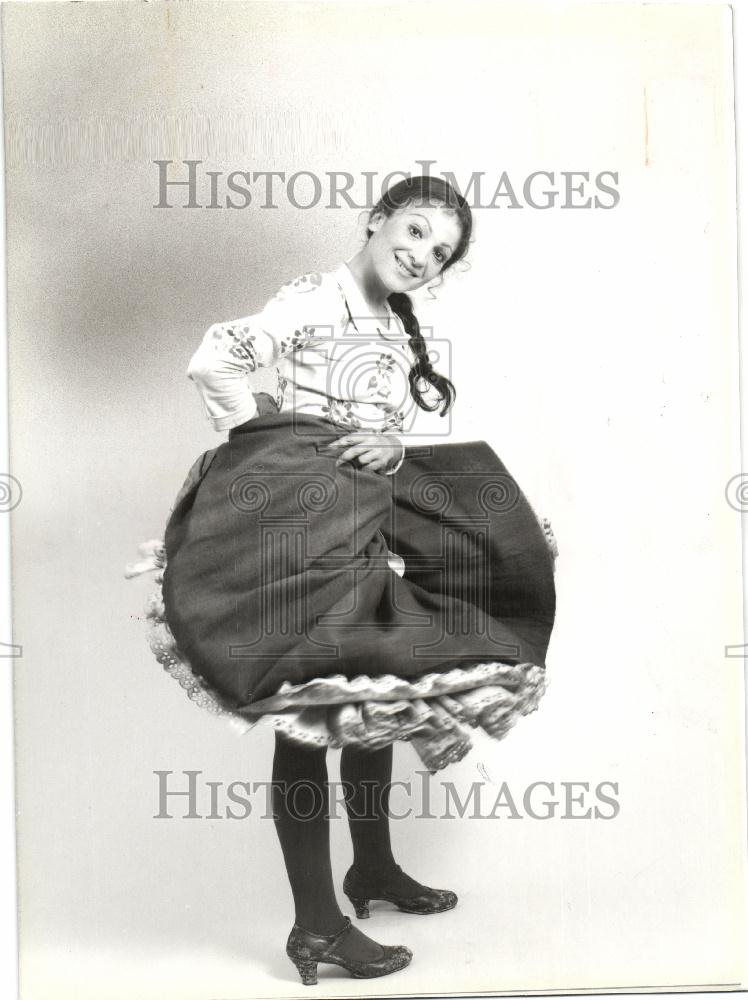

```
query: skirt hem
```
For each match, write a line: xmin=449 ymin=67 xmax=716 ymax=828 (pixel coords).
xmin=127 ymin=540 xmax=550 ymax=773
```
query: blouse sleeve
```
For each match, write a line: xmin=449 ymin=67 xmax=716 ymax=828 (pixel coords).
xmin=379 ymin=407 xmax=406 ymax=475
xmin=186 ymin=272 xmax=335 ymax=432
xmin=384 ymin=438 xmax=406 ymax=475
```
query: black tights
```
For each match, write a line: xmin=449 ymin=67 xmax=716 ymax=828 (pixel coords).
xmin=271 ymin=732 xmax=399 ymax=934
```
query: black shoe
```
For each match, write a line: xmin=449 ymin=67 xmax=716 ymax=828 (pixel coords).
xmin=343 ymin=863 xmax=458 ymax=918
xmin=286 ymin=915 xmax=412 ymax=986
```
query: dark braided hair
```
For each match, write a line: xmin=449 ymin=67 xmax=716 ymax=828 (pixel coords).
xmin=366 ymin=176 xmax=473 ymax=416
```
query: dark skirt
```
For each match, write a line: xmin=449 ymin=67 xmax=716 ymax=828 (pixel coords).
xmin=161 ymin=411 xmax=556 ymax=715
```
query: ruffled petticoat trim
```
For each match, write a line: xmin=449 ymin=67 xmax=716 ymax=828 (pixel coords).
xmin=125 ymin=521 xmax=558 ymax=773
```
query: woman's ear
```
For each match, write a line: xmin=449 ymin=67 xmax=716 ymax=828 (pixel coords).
xmin=368 ymin=211 xmax=386 ymax=233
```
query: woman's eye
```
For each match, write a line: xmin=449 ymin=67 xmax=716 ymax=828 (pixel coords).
xmin=408 ymin=224 xmax=421 ymax=238
xmin=434 ymin=249 xmax=444 ymax=263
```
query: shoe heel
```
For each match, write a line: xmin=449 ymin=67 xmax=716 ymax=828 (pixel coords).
xmin=291 ymin=957 xmax=318 ymax=986
xmin=348 ymin=895 xmax=370 ymax=919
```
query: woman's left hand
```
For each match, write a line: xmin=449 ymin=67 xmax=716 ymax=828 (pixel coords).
xmin=323 ymin=432 xmax=402 ymax=474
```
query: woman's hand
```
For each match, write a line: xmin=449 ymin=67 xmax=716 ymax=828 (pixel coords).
xmin=323 ymin=432 xmax=403 ymax=474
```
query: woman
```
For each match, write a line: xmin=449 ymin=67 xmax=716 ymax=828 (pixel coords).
xmin=126 ymin=176 xmax=557 ymax=985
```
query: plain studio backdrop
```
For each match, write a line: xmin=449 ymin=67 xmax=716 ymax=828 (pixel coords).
xmin=3 ymin=2 xmax=746 ymax=998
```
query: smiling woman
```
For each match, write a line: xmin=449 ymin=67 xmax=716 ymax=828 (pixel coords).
xmin=358 ymin=202 xmax=464 ymax=289
xmin=126 ymin=174 xmax=557 ymax=986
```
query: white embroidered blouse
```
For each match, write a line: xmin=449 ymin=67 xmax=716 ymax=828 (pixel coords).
xmin=186 ymin=262 xmax=415 ymax=474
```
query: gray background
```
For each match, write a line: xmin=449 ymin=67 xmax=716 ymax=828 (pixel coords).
xmin=3 ymin=1 xmax=746 ymax=997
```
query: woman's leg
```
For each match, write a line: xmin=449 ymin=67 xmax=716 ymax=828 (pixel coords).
xmin=271 ymin=731 xmax=391 ymax=959
xmin=271 ymin=730 xmax=344 ymax=934
xmin=340 ymin=743 xmax=425 ymax=895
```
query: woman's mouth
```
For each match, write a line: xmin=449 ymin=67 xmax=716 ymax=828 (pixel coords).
xmin=394 ymin=253 xmax=416 ymax=278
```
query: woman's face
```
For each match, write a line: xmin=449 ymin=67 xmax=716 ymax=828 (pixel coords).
xmin=366 ymin=201 xmax=464 ymax=294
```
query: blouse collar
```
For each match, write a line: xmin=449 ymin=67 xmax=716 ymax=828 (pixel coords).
xmin=334 ymin=262 xmax=404 ymax=341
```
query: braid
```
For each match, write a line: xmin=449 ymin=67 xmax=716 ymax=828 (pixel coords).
xmin=388 ymin=292 xmax=456 ymax=417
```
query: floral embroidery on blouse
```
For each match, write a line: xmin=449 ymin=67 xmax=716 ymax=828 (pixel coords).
xmin=380 ymin=408 xmax=405 ymax=433
xmin=283 ymin=272 xmax=323 ymax=293
xmin=218 ymin=325 xmax=258 ymax=366
xmin=320 ymin=397 xmax=363 ymax=428
xmin=277 ymin=326 xmax=317 ymax=355
xmin=359 ymin=351 xmax=399 ymax=401
xmin=210 ymin=321 xmax=320 ymax=371
xmin=276 ymin=373 xmax=289 ymax=411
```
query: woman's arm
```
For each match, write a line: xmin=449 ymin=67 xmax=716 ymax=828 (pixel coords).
xmin=186 ymin=272 xmax=334 ymax=432
xmin=187 ymin=318 xmax=266 ymax=430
